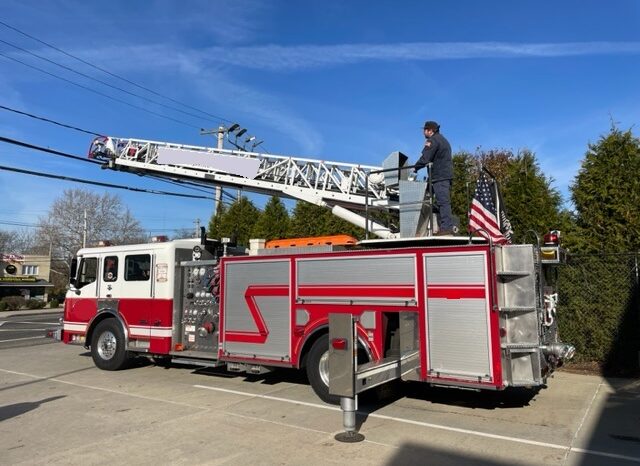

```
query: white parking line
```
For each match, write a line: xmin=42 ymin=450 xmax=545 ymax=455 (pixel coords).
xmin=194 ymin=384 xmax=640 ymax=463
xmin=0 ymin=336 xmax=46 ymax=343
xmin=0 ymin=328 xmax=48 ymax=332
xmin=0 ymin=366 xmax=636 ymax=463
xmin=6 ymin=321 xmax=59 ymax=325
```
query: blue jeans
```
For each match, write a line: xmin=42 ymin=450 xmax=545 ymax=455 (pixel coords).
xmin=433 ymin=180 xmax=454 ymax=231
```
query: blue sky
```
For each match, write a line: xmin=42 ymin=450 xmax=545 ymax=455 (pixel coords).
xmin=1 ymin=0 xmax=639 ymax=236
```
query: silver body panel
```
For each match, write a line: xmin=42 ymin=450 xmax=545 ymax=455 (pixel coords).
xmin=297 ymin=255 xmax=415 ymax=286
xmin=496 ymin=245 xmax=557 ymax=387
xmin=425 ymin=253 xmax=492 ymax=381
xmin=328 ymin=313 xmax=357 ymax=398
xmin=222 ymin=259 xmax=291 ymax=360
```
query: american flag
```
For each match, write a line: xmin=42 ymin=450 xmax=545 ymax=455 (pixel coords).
xmin=469 ymin=171 xmax=513 ymax=244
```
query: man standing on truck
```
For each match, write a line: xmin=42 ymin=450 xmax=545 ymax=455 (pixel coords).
xmin=412 ymin=120 xmax=454 ymax=235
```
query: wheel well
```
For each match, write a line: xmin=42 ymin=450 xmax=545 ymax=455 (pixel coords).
xmin=85 ymin=312 xmax=125 ymax=349
xmin=298 ymin=327 xmax=327 ymax=369
xmin=298 ymin=325 xmax=373 ymax=369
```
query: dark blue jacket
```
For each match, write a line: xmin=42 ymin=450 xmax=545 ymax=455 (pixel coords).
xmin=414 ymin=132 xmax=453 ymax=182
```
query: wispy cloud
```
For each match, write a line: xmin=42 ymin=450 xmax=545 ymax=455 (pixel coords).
xmin=0 ymin=42 xmax=325 ymax=153
xmin=198 ymin=41 xmax=640 ymax=71
xmin=186 ymin=68 xmax=325 ymax=154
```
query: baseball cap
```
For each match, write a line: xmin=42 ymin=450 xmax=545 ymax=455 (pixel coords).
xmin=423 ymin=121 xmax=440 ymax=131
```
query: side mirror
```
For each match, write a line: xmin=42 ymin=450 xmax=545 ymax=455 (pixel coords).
xmin=67 ymin=283 xmax=81 ymax=295
xmin=69 ymin=258 xmax=78 ymax=287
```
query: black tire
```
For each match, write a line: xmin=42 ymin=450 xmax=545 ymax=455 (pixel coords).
xmin=90 ymin=319 xmax=129 ymax=371
xmin=306 ymin=336 xmax=340 ymax=405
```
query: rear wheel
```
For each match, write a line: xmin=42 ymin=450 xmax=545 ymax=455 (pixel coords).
xmin=90 ymin=319 xmax=129 ymax=370
xmin=306 ymin=336 xmax=340 ymax=404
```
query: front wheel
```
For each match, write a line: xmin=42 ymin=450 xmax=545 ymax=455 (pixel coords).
xmin=306 ymin=337 xmax=340 ymax=404
xmin=90 ymin=319 xmax=130 ymax=371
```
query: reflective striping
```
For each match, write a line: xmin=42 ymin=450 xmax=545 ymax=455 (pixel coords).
xmin=129 ymin=326 xmax=172 ymax=338
xmin=63 ymin=322 xmax=87 ymax=332
xmin=63 ymin=321 xmax=171 ymax=338
xmin=149 ymin=328 xmax=172 ymax=338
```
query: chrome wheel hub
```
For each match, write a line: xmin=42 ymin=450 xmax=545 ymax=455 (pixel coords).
xmin=97 ymin=330 xmax=117 ymax=360
xmin=319 ymin=350 xmax=330 ymax=387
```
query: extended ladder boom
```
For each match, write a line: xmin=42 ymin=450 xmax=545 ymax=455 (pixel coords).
xmin=90 ymin=136 xmax=393 ymax=208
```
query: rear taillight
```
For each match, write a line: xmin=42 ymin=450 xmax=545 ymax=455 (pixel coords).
xmin=544 ymin=230 xmax=561 ymax=245
xmin=331 ymin=338 xmax=347 ymax=350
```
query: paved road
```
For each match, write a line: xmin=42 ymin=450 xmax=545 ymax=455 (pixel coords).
xmin=1 ymin=330 xmax=639 ymax=465
xmin=0 ymin=311 xmax=62 ymax=350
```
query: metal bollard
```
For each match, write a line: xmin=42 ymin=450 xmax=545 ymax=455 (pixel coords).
xmin=334 ymin=396 xmax=364 ymax=443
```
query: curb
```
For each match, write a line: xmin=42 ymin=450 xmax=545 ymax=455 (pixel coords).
xmin=0 ymin=307 xmax=64 ymax=318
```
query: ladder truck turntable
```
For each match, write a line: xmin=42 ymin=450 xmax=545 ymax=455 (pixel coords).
xmin=52 ymin=135 xmax=574 ymax=410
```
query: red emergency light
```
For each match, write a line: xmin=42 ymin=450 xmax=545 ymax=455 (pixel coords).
xmin=543 ymin=230 xmax=561 ymax=245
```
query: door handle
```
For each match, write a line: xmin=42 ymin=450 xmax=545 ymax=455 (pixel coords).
xmin=139 ymin=320 xmax=148 ymax=325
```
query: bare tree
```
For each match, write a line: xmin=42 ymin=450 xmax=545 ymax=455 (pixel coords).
xmin=0 ymin=228 xmax=40 ymax=254
xmin=171 ymin=228 xmax=196 ymax=240
xmin=36 ymin=189 xmax=147 ymax=264
xmin=0 ymin=230 xmax=12 ymax=253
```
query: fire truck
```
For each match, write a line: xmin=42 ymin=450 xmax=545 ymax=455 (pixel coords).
xmin=54 ymin=135 xmax=574 ymax=407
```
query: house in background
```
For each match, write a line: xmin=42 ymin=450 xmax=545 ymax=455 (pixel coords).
xmin=0 ymin=253 xmax=54 ymax=301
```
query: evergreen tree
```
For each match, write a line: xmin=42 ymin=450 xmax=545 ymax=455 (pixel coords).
xmin=288 ymin=203 xmax=330 ymax=237
xmin=288 ymin=202 xmax=364 ymax=239
xmin=500 ymin=150 xmax=564 ymax=241
xmin=251 ymin=196 xmax=290 ymax=240
xmin=207 ymin=201 xmax=227 ymax=239
xmin=570 ymin=127 xmax=640 ymax=252
xmin=216 ymin=197 xmax=260 ymax=246
xmin=451 ymin=151 xmax=477 ymax=231
xmin=451 ymin=149 xmax=565 ymax=240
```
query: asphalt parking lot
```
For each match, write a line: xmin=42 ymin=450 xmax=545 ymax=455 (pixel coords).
xmin=1 ymin=312 xmax=639 ymax=465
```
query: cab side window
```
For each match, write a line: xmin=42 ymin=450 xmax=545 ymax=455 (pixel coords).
xmin=125 ymin=254 xmax=151 ymax=281
xmin=78 ymin=257 xmax=98 ymax=289
xmin=103 ymin=256 xmax=118 ymax=282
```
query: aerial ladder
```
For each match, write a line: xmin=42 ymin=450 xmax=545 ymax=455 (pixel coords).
xmin=88 ymin=136 xmax=438 ymax=239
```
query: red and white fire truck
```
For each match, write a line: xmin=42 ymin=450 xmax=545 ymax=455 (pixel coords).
xmin=54 ymin=135 xmax=574 ymax=404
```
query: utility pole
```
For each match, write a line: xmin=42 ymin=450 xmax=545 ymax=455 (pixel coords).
xmin=83 ymin=209 xmax=87 ymax=248
xmin=200 ymin=125 xmax=226 ymax=217
xmin=215 ymin=125 xmax=224 ymax=216
xmin=194 ymin=218 xmax=201 ymax=238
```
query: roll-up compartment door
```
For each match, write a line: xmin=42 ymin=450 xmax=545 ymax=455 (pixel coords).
xmin=424 ymin=252 xmax=492 ymax=381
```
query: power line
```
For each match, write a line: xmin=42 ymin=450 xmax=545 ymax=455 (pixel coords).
xmin=146 ymin=175 xmax=215 ymax=196
xmin=0 ymin=38 xmax=221 ymax=126
xmin=0 ymin=164 xmax=215 ymax=200
xmin=0 ymin=135 xmax=226 ymax=198
xmin=0 ymin=135 xmax=100 ymax=164
xmin=0 ymin=220 xmax=203 ymax=233
xmin=0 ymin=220 xmax=38 ymax=228
xmin=0 ymin=51 xmax=200 ymax=130
xmin=0 ymin=20 xmax=233 ymax=124
xmin=0 ymin=104 xmax=103 ymax=137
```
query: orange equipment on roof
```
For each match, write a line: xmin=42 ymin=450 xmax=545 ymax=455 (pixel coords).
xmin=265 ymin=235 xmax=358 ymax=249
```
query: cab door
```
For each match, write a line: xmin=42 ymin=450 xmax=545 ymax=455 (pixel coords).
xmin=118 ymin=253 xmax=154 ymax=338
xmin=99 ymin=254 xmax=120 ymax=299
xmin=67 ymin=255 xmax=100 ymax=324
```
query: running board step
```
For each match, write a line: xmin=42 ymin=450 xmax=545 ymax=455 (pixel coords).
xmin=171 ymin=357 xmax=224 ymax=368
